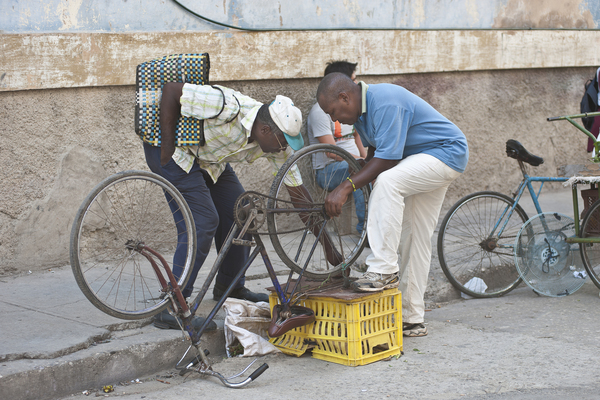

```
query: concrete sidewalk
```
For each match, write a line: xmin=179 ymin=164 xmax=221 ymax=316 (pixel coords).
xmin=0 ymin=235 xmax=301 ymax=400
xmin=57 ymin=282 xmax=600 ymax=400
xmin=1 ymin=187 xmax=597 ymax=400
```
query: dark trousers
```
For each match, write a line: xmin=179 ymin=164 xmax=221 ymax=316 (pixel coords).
xmin=143 ymin=143 xmax=249 ymax=298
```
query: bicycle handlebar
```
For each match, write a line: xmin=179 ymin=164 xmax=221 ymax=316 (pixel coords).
xmin=548 ymin=111 xmax=600 ymax=163
xmin=547 ymin=111 xmax=600 ymax=121
xmin=248 ymin=363 xmax=269 ymax=380
xmin=200 ymin=362 xmax=269 ymax=388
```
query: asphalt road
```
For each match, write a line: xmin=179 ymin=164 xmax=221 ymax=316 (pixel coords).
xmin=58 ymin=282 xmax=600 ymax=400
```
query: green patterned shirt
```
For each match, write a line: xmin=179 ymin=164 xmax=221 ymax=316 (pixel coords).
xmin=173 ymin=83 xmax=301 ymax=186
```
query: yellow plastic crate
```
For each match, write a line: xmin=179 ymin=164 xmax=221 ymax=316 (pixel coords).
xmin=269 ymin=288 xmax=402 ymax=366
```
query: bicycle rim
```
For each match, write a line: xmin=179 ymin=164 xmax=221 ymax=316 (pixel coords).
xmin=579 ymin=198 xmax=600 ymax=289
xmin=267 ymin=144 xmax=369 ymax=279
xmin=70 ymin=170 xmax=196 ymax=319
xmin=437 ymin=191 xmax=525 ymax=298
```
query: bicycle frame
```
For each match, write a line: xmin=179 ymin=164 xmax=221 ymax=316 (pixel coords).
xmin=135 ymin=203 xmax=333 ymax=387
xmin=547 ymin=111 xmax=600 ymax=239
xmin=184 ymin=222 xmax=329 ymax=345
xmin=496 ymin=111 xmax=600 ymax=246
xmin=489 ymin=159 xmax=567 ymax=251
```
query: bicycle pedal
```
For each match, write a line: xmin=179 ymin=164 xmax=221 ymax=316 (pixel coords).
xmin=232 ymin=238 xmax=255 ymax=246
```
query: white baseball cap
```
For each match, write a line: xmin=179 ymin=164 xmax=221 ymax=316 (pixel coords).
xmin=269 ymin=95 xmax=304 ymax=151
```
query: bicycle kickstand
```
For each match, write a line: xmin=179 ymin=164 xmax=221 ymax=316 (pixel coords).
xmin=177 ymin=344 xmax=269 ymax=388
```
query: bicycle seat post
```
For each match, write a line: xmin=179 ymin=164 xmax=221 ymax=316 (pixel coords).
xmin=517 ymin=159 xmax=528 ymax=178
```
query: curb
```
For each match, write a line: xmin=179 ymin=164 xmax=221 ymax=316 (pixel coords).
xmin=0 ymin=325 xmax=226 ymax=400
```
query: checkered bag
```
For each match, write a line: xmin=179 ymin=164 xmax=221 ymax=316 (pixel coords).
xmin=135 ymin=53 xmax=210 ymax=146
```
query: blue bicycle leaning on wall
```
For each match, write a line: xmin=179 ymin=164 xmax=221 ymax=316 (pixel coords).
xmin=437 ymin=112 xmax=600 ymax=298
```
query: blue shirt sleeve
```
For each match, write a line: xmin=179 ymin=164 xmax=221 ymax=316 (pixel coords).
xmin=371 ymin=104 xmax=413 ymax=160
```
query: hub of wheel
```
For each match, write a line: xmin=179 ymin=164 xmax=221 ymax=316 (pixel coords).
xmin=479 ymin=238 xmax=498 ymax=251
xmin=125 ymin=239 xmax=144 ymax=251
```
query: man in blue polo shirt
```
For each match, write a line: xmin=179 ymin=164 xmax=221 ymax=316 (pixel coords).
xmin=317 ymin=73 xmax=468 ymax=338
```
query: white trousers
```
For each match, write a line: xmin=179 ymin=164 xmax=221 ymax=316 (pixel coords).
xmin=365 ymin=154 xmax=461 ymax=324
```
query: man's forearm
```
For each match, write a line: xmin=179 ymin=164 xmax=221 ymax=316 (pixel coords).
xmin=159 ymin=82 xmax=185 ymax=166
xmin=323 ymin=155 xmax=398 ymax=218
xmin=348 ymin=157 xmax=398 ymax=190
xmin=286 ymin=184 xmax=343 ymax=266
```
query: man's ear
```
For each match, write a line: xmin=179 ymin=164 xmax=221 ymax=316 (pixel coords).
xmin=261 ymin=123 xmax=272 ymax=135
xmin=338 ymin=92 xmax=350 ymax=105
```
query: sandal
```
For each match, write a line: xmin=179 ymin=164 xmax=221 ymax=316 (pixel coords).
xmin=403 ymin=322 xmax=428 ymax=337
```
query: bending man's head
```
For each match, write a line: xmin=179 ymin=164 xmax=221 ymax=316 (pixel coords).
xmin=317 ymin=72 xmax=362 ymax=126
xmin=252 ymin=95 xmax=304 ymax=153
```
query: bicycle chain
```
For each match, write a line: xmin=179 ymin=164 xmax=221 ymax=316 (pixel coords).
xmin=236 ymin=190 xmax=325 ymax=206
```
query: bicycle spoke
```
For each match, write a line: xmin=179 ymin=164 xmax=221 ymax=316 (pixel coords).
xmin=71 ymin=171 xmax=196 ymax=320
xmin=266 ymin=145 xmax=369 ymax=279
xmin=438 ymin=192 xmax=525 ymax=297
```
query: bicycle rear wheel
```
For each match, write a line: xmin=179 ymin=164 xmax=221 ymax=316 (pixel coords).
xmin=437 ymin=191 xmax=526 ymax=298
xmin=70 ymin=170 xmax=196 ymax=320
xmin=267 ymin=144 xmax=369 ymax=279
xmin=579 ymin=198 xmax=600 ymax=289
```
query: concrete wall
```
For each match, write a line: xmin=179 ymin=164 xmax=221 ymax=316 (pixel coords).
xmin=3 ymin=0 xmax=599 ymax=32
xmin=2 ymin=0 xmax=600 ymax=273
xmin=1 ymin=66 xmax=594 ymax=273
xmin=3 ymin=30 xmax=600 ymax=91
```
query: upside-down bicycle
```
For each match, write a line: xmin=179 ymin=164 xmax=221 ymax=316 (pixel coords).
xmin=69 ymin=144 xmax=369 ymax=388
xmin=437 ymin=111 xmax=600 ymax=298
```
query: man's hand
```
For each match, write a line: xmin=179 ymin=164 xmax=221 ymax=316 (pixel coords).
xmin=324 ymin=180 xmax=354 ymax=218
xmin=323 ymin=152 xmax=366 ymax=217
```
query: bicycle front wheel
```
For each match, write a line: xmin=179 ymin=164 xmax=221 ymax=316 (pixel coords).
xmin=579 ymin=198 xmax=600 ymax=289
xmin=70 ymin=170 xmax=196 ymax=320
xmin=267 ymin=144 xmax=369 ymax=279
xmin=437 ymin=191 xmax=526 ymax=298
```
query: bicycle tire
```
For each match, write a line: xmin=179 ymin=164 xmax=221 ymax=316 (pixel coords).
xmin=70 ymin=170 xmax=196 ymax=320
xmin=437 ymin=191 xmax=526 ymax=298
xmin=267 ymin=144 xmax=369 ymax=279
xmin=579 ymin=198 xmax=600 ymax=289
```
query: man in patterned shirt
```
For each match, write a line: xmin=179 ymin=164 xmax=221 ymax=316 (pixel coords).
xmin=145 ymin=82 xmax=305 ymax=331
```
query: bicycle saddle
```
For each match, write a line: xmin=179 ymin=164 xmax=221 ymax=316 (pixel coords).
xmin=268 ymin=304 xmax=316 ymax=337
xmin=505 ymin=139 xmax=544 ymax=166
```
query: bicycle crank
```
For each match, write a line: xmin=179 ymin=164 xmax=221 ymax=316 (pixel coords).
xmin=233 ymin=191 xmax=268 ymax=234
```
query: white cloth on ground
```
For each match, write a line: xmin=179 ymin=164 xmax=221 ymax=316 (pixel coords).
xmin=222 ymin=298 xmax=280 ymax=357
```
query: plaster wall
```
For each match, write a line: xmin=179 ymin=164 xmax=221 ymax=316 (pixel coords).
xmin=2 ymin=0 xmax=600 ymax=274
xmin=3 ymin=30 xmax=600 ymax=92
xmin=0 ymin=67 xmax=594 ymax=273
xmin=2 ymin=0 xmax=599 ymax=32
